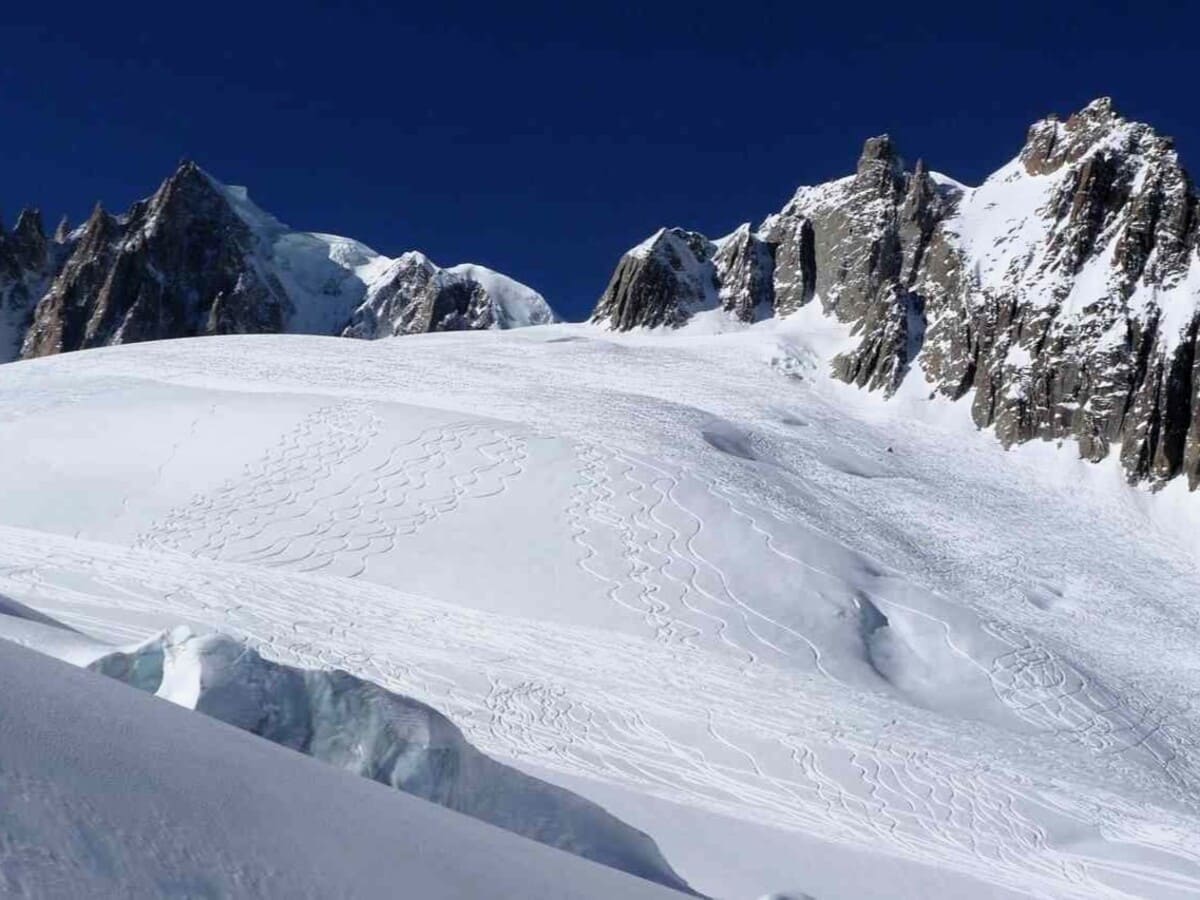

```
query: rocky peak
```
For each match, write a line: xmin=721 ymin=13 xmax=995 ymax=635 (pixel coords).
xmin=1020 ymin=97 xmax=1149 ymax=177
xmin=137 ymin=160 xmax=243 ymax=242
xmin=916 ymin=98 xmax=1200 ymax=489
xmin=342 ymin=251 xmax=552 ymax=338
xmin=591 ymin=228 xmax=718 ymax=330
xmin=10 ymin=208 xmax=47 ymax=271
xmin=713 ymin=224 xmax=775 ymax=321
xmin=21 ymin=162 xmax=289 ymax=358
xmin=78 ymin=203 xmax=120 ymax=246
xmin=591 ymin=98 xmax=1200 ymax=490
xmin=855 ymin=135 xmax=904 ymax=195
xmin=6 ymin=161 xmax=552 ymax=361
xmin=0 ymin=208 xmax=57 ymax=361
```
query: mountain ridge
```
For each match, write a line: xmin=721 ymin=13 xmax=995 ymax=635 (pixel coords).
xmin=1 ymin=161 xmax=556 ymax=362
xmin=592 ymin=98 xmax=1200 ymax=490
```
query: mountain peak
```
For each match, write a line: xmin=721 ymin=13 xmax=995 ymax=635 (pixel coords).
xmin=13 ymin=208 xmax=44 ymax=240
xmin=856 ymin=134 xmax=904 ymax=192
xmin=1072 ymin=95 xmax=1117 ymax=122
xmin=156 ymin=158 xmax=223 ymax=204
xmin=10 ymin=208 xmax=48 ymax=270
xmin=592 ymin=100 xmax=1200 ymax=490
xmin=858 ymin=134 xmax=899 ymax=168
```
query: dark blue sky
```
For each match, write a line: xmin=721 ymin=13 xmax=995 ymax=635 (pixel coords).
xmin=1 ymin=1 xmax=1194 ymax=320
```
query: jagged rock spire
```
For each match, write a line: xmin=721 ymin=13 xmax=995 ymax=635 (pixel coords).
xmin=10 ymin=208 xmax=47 ymax=271
xmin=855 ymin=135 xmax=904 ymax=193
xmin=590 ymin=97 xmax=1200 ymax=490
xmin=13 ymin=208 xmax=44 ymax=241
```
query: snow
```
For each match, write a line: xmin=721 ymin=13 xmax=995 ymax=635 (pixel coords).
xmin=1004 ymin=341 xmax=1033 ymax=369
xmin=1137 ymin=245 xmax=1200 ymax=348
xmin=942 ymin=115 xmax=1200 ymax=356
xmin=447 ymin=263 xmax=557 ymax=328
xmin=629 ymin=227 xmax=670 ymax=259
xmin=83 ymin=625 xmax=691 ymax=891
xmin=944 ymin=157 xmax=1061 ymax=299
xmin=206 ymin=170 xmax=555 ymax=334
xmin=1 ymin=310 xmax=1200 ymax=897
xmin=0 ymin=588 xmax=692 ymax=890
xmin=0 ymin=636 xmax=683 ymax=899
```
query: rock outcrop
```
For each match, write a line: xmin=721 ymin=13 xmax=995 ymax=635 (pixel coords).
xmin=591 ymin=228 xmax=718 ymax=329
xmin=22 ymin=163 xmax=290 ymax=357
xmin=343 ymin=252 xmax=555 ymax=338
xmin=4 ymin=162 xmax=554 ymax=363
xmin=713 ymin=224 xmax=776 ymax=320
xmin=0 ymin=209 xmax=62 ymax=359
xmin=592 ymin=99 xmax=1200 ymax=490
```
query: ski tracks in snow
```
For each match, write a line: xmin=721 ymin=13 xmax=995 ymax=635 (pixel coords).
xmin=3 ymin=393 xmax=1200 ymax=898
xmin=2 ymin=525 xmax=1199 ymax=898
xmin=137 ymin=401 xmax=528 ymax=580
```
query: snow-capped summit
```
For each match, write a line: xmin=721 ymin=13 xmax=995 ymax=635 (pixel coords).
xmin=7 ymin=161 xmax=554 ymax=361
xmin=343 ymin=251 xmax=556 ymax=338
xmin=593 ymin=99 xmax=1200 ymax=490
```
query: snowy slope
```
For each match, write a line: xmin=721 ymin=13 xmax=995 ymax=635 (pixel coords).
xmin=1 ymin=310 xmax=1200 ymax=897
xmin=0 ymin=636 xmax=685 ymax=899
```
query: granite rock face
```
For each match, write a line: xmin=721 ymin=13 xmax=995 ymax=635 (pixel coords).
xmin=0 ymin=209 xmax=66 ymax=359
xmin=592 ymin=99 xmax=1200 ymax=489
xmin=341 ymin=252 xmax=555 ymax=338
xmin=713 ymin=224 xmax=776 ymax=320
xmin=22 ymin=162 xmax=289 ymax=358
xmin=5 ymin=162 xmax=554 ymax=362
xmin=591 ymin=228 xmax=718 ymax=329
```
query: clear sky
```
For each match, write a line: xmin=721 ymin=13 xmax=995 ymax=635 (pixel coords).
xmin=1 ymin=1 xmax=1195 ymax=320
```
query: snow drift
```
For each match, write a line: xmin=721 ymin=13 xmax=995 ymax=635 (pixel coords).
xmin=88 ymin=626 xmax=693 ymax=893
xmin=0 ymin=636 xmax=685 ymax=899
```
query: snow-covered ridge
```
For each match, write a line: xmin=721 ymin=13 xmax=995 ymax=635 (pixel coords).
xmin=206 ymin=169 xmax=557 ymax=337
xmin=592 ymin=98 xmax=1200 ymax=491
xmin=446 ymin=262 xmax=558 ymax=328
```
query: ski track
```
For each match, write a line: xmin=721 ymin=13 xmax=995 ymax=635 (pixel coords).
xmin=1 ymin=412 xmax=1199 ymax=897
xmin=4 ymin=335 xmax=1200 ymax=898
xmin=3 ymin=527 xmax=1199 ymax=899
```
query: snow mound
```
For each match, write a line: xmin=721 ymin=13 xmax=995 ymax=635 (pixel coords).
xmin=89 ymin=627 xmax=694 ymax=894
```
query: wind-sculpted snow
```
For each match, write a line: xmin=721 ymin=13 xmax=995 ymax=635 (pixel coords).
xmin=1 ymin=322 xmax=1200 ymax=897
xmin=85 ymin=626 xmax=693 ymax=893
xmin=0 ymin=638 xmax=686 ymax=899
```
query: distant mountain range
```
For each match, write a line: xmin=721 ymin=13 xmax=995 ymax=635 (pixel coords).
xmin=3 ymin=98 xmax=1197 ymax=490
xmin=0 ymin=162 xmax=555 ymax=362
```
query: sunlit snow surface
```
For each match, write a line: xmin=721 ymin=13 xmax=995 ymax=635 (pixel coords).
xmin=2 ymin=307 xmax=1200 ymax=898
